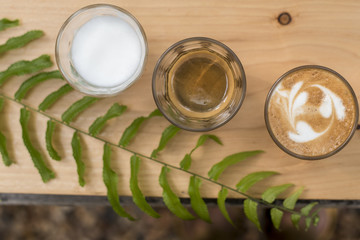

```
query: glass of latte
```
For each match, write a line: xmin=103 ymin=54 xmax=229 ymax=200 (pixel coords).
xmin=265 ymin=65 xmax=359 ymax=160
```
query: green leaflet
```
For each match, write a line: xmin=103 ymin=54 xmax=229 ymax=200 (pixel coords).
xmin=151 ymin=125 xmax=180 ymax=158
xmin=102 ymin=143 xmax=134 ymax=220
xmin=283 ymin=187 xmax=304 ymax=230
xmin=130 ymin=155 xmax=160 ymax=218
xmin=310 ymin=208 xmax=321 ymax=227
xmin=45 ymin=120 xmax=61 ymax=161
xmin=0 ymin=18 xmax=19 ymax=31
xmin=261 ymin=183 xmax=293 ymax=230
xmin=38 ymin=84 xmax=73 ymax=111
xmin=119 ymin=109 xmax=162 ymax=147
xmin=261 ymin=184 xmax=294 ymax=230
xmin=193 ymin=134 xmax=222 ymax=152
xmin=89 ymin=103 xmax=127 ymax=136
xmin=159 ymin=166 xmax=195 ymax=220
xmin=180 ymin=154 xmax=192 ymax=171
xmin=71 ymin=131 xmax=85 ymax=187
xmin=244 ymin=199 xmax=262 ymax=231
xmin=270 ymin=208 xmax=283 ymax=231
xmin=283 ymin=187 xmax=304 ymax=210
xmin=180 ymin=134 xmax=222 ymax=171
xmin=261 ymin=184 xmax=294 ymax=204
xmin=0 ymin=131 xmax=11 ymax=166
xmin=0 ymin=98 xmax=11 ymax=166
xmin=301 ymin=202 xmax=318 ymax=216
xmin=291 ymin=214 xmax=301 ymax=230
xmin=305 ymin=217 xmax=312 ymax=231
xmin=15 ymin=71 xmax=63 ymax=101
xmin=0 ymin=30 xmax=43 ymax=55
xmin=0 ymin=54 xmax=52 ymax=86
xmin=208 ymin=150 xmax=264 ymax=181
xmin=236 ymin=171 xmax=279 ymax=193
xmin=61 ymin=96 xmax=98 ymax=124
xmin=20 ymin=108 xmax=55 ymax=183
xmin=0 ymin=98 xmax=3 ymax=111
xmin=188 ymin=176 xmax=211 ymax=223
xmin=217 ymin=187 xmax=235 ymax=227
xmin=301 ymin=202 xmax=319 ymax=230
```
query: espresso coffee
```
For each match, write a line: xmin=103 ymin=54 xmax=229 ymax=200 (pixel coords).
xmin=167 ymin=49 xmax=235 ymax=119
xmin=265 ymin=66 xmax=358 ymax=159
xmin=152 ymin=37 xmax=246 ymax=131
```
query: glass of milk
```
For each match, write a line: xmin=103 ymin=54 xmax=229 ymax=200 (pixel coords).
xmin=56 ymin=4 xmax=148 ymax=96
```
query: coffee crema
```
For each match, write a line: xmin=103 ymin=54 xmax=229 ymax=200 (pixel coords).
xmin=265 ymin=66 xmax=358 ymax=159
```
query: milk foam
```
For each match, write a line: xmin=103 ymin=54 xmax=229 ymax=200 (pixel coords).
xmin=274 ymin=81 xmax=346 ymax=143
xmin=71 ymin=16 xmax=143 ymax=88
xmin=312 ymin=84 xmax=345 ymax=120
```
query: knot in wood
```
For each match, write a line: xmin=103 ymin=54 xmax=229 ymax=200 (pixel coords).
xmin=278 ymin=12 xmax=292 ymax=25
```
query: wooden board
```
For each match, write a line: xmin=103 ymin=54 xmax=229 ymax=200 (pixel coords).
xmin=0 ymin=0 xmax=359 ymax=200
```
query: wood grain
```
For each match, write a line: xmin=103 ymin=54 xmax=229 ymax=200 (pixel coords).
xmin=0 ymin=0 xmax=359 ymax=200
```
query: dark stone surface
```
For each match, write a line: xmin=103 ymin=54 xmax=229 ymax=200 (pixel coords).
xmin=0 ymin=205 xmax=359 ymax=240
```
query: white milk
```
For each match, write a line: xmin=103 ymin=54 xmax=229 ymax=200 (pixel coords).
xmin=71 ymin=15 xmax=143 ymax=88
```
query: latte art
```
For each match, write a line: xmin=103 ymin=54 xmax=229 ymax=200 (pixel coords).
xmin=274 ymin=81 xmax=346 ymax=143
xmin=266 ymin=66 xmax=358 ymax=159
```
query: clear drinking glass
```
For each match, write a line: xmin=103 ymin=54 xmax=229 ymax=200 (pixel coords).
xmin=264 ymin=65 xmax=359 ymax=160
xmin=152 ymin=37 xmax=246 ymax=132
xmin=55 ymin=4 xmax=148 ymax=97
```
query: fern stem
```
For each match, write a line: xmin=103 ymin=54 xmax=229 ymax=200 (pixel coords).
xmin=0 ymin=92 xmax=307 ymax=217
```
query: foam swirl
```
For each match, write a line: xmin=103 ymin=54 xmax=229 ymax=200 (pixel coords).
xmin=274 ymin=81 xmax=346 ymax=143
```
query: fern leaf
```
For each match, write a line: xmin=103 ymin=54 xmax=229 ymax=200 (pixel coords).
xmin=89 ymin=103 xmax=127 ymax=136
xmin=0 ymin=97 xmax=4 ymax=112
xmin=0 ymin=18 xmax=19 ymax=31
xmin=45 ymin=120 xmax=61 ymax=161
xmin=38 ymin=84 xmax=73 ymax=111
xmin=71 ymin=131 xmax=85 ymax=187
xmin=180 ymin=154 xmax=192 ymax=171
xmin=180 ymin=134 xmax=222 ymax=171
xmin=159 ymin=166 xmax=195 ymax=220
xmin=244 ymin=199 xmax=262 ymax=231
xmin=301 ymin=202 xmax=319 ymax=231
xmin=0 ymin=30 xmax=43 ymax=55
xmin=130 ymin=155 xmax=160 ymax=218
xmin=283 ymin=187 xmax=304 ymax=210
xmin=15 ymin=71 xmax=63 ymax=101
xmin=20 ymin=108 xmax=55 ymax=183
xmin=0 ymin=55 xmax=52 ymax=86
xmin=310 ymin=208 xmax=321 ymax=227
xmin=261 ymin=184 xmax=293 ymax=203
xmin=102 ymin=143 xmax=134 ymax=220
xmin=283 ymin=187 xmax=304 ymax=229
xmin=151 ymin=125 xmax=180 ymax=158
xmin=217 ymin=187 xmax=235 ymax=227
xmin=208 ymin=150 xmax=264 ymax=181
xmin=61 ymin=96 xmax=98 ymax=124
xmin=270 ymin=208 xmax=283 ymax=231
xmin=193 ymin=134 xmax=222 ymax=153
xmin=301 ymin=202 xmax=318 ymax=216
xmin=0 ymin=98 xmax=11 ymax=166
xmin=119 ymin=109 xmax=162 ymax=147
xmin=261 ymin=183 xmax=293 ymax=230
xmin=188 ymin=176 xmax=211 ymax=223
xmin=236 ymin=171 xmax=279 ymax=193
xmin=0 ymin=131 xmax=11 ymax=166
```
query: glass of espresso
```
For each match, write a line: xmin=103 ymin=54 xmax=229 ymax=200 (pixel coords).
xmin=265 ymin=65 xmax=359 ymax=160
xmin=152 ymin=37 xmax=246 ymax=131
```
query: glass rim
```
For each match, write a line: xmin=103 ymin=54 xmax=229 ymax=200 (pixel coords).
xmin=152 ymin=37 xmax=247 ymax=132
xmin=55 ymin=3 xmax=148 ymax=97
xmin=264 ymin=65 xmax=359 ymax=160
